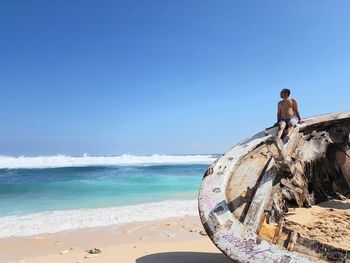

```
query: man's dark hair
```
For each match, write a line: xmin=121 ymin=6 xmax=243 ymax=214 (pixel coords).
xmin=281 ymin=88 xmax=291 ymax=96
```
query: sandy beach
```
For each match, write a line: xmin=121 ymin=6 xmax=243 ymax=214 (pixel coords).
xmin=0 ymin=215 xmax=231 ymax=263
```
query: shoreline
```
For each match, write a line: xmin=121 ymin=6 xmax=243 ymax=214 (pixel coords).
xmin=0 ymin=215 xmax=231 ymax=263
xmin=0 ymin=199 xmax=198 ymax=238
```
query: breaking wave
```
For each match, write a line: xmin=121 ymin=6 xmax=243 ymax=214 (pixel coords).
xmin=0 ymin=154 xmax=217 ymax=169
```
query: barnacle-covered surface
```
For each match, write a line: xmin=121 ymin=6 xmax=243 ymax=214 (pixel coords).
xmin=198 ymin=111 xmax=350 ymax=263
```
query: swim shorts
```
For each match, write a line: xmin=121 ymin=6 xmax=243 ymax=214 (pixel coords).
xmin=279 ymin=116 xmax=298 ymax=127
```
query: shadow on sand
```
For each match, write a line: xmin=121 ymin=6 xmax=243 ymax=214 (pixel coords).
xmin=136 ymin=252 xmax=232 ymax=263
xmin=318 ymin=199 xmax=350 ymax=210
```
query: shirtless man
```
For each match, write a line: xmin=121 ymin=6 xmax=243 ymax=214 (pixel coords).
xmin=276 ymin=88 xmax=303 ymax=141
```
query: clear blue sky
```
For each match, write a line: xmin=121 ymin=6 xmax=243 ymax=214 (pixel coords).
xmin=1 ymin=1 xmax=349 ymax=156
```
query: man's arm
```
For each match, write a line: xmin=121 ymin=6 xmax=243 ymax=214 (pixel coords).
xmin=292 ymin=99 xmax=302 ymax=122
xmin=277 ymin=102 xmax=282 ymax=123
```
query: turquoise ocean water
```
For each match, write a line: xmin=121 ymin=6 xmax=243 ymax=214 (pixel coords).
xmin=0 ymin=154 xmax=216 ymax=237
xmin=0 ymin=163 xmax=208 ymax=217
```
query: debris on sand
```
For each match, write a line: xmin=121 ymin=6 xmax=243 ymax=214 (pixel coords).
xmin=86 ymin=248 xmax=102 ymax=254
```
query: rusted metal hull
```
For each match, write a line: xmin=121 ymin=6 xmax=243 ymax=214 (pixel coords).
xmin=198 ymin=111 xmax=350 ymax=263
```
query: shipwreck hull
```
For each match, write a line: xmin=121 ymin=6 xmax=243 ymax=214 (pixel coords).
xmin=198 ymin=111 xmax=350 ymax=263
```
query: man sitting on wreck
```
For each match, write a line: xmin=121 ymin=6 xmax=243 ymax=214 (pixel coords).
xmin=276 ymin=88 xmax=303 ymax=142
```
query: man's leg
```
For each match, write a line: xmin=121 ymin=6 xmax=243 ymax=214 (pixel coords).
xmin=277 ymin=122 xmax=286 ymax=138
xmin=286 ymin=118 xmax=298 ymax=139
xmin=286 ymin=123 xmax=296 ymax=138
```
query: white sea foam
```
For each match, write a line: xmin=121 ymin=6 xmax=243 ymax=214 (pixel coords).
xmin=0 ymin=199 xmax=198 ymax=237
xmin=0 ymin=154 xmax=216 ymax=169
